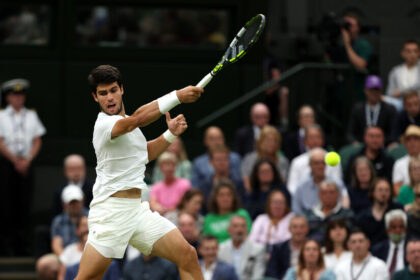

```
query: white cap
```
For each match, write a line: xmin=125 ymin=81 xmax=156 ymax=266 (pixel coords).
xmin=61 ymin=184 xmax=84 ymax=203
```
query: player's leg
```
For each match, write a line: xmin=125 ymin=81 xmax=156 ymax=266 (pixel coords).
xmin=74 ymin=243 xmax=112 ymax=280
xmin=151 ymin=228 xmax=203 ymax=280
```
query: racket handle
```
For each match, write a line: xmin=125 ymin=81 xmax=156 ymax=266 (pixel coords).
xmin=196 ymin=73 xmax=213 ymax=88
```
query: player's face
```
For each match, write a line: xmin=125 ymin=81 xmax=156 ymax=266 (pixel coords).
xmin=92 ymin=82 xmax=124 ymax=115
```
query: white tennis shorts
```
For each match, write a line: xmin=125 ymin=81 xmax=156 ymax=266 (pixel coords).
xmin=87 ymin=196 xmax=176 ymax=258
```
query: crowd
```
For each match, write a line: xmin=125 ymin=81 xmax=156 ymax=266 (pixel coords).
xmin=1 ymin=12 xmax=420 ymax=280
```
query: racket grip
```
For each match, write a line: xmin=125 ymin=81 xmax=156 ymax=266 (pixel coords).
xmin=196 ymin=73 xmax=213 ymax=88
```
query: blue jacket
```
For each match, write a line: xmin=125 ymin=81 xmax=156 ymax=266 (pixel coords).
xmin=200 ymin=260 xmax=239 ymax=280
xmin=265 ymin=240 xmax=291 ymax=279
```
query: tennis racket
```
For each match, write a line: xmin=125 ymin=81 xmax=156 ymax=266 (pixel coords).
xmin=196 ymin=14 xmax=266 ymax=88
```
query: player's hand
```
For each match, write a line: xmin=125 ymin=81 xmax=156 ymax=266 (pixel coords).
xmin=176 ymin=86 xmax=203 ymax=103
xmin=166 ymin=112 xmax=188 ymax=136
xmin=341 ymin=28 xmax=351 ymax=46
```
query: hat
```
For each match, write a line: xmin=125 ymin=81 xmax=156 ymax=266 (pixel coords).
xmin=401 ymin=125 xmax=420 ymax=143
xmin=365 ymin=75 xmax=383 ymax=89
xmin=61 ymin=184 xmax=84 ymax=203
xmin=1 ymin=78 xmax=30 ymax=95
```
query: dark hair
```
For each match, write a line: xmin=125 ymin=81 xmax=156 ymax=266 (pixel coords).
xmin=250 ymin=158 xmax=283 ymax=191
xmin=297 ymin=239 xmax=325 ymax=276
xmin=207 ymin=179 xmax=242 ymax=214
xmin=349 ymin=227 xmax=368 ymax=240
xmin=350 ymin=156 xmax=376 ymax=190
xmin=265 ymin=189 xmax=290 ymax=219
xmin=403 ymin=39 xmax=419 ymax=48
xmin=368 ymin=177 xmax=394 ymax=203
xmin=176 ymin=189 xmax=204 ymax=211
xmin=403 ymin=90 xmax=420 ymax=103
xmin=209 ymin=145 xmax=230 ymax=159
xmin=88 ymin=65 xmax=123 ymax=94
xmin=199 ymin=235 xmax=219 ymax=247
xmin=324 ymin=219 xmax=349 ymax=253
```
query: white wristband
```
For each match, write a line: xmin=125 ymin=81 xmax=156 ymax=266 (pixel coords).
xmin=157 ymin=90 xmax=180 ymax=114
xmin=163 ymin=129 xmax=177 ymax=143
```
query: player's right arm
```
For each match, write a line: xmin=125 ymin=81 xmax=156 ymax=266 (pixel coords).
xmin=111 ymin=86 xmax=203 ymax=138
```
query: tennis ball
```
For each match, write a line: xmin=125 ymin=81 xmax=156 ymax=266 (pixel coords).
xmin=325 ymin=152 xmax=341 ymax=166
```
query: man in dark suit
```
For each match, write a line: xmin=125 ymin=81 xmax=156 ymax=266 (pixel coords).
xmin=233 ymin=103 xmax=270 ymax=157
xmin=371 ymin=209 xmax=408 ymax=277
xmin=347 ymin=75 xmax=397 ymax=145
xmin=199 ymin=235 xmax=239 ymax=280
xmin=265 ymin=215 xmax=309 ymax=279
xmin=390 ymin=91 xmax=420 ymax=143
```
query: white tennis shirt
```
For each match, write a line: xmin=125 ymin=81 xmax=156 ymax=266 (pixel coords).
xmin=90 ymin=112 xmax=148 ymax=207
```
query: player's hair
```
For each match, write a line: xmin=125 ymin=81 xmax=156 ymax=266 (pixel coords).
xmin=207 ymin=179 xmax=242 ymax=214
xmin=176 ymin=189 xmax=204 ymax=211
xmin=403 ymin=39 xmax=419 ymax=48
xmin=403 ymin=90 xmax=420 ymax=103
xmin=368 ymin=177 xmax=394 ymax=203
xmin=344 ymin=12 xmax=360 ymax=26
xmin=209 ymin=145 xmax=230 ymax=159
xmin=324 ymin=218 xmax=349 ymax=253
xmin=350 ymin=156 xmax=376 ymax=190
xmin=88 ymin=65 xmax=122 ymax=94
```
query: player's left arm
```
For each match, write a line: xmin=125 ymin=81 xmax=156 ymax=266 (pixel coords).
xmin=147 ymin=112 xmax=188 ymax=162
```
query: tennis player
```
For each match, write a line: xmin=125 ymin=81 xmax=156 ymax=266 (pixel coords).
xmin=75 ymin=65 xmax=204 ymax=280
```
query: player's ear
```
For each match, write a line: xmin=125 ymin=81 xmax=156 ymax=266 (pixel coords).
xmin=92 ymin=92 xmax=98 ymax=103
xmin=120 ymin=84 xmax=124 ymax=95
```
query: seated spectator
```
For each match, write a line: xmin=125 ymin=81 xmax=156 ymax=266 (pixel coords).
xmin=52 ymin=155 xmax=93 ymax=217
xmin=265 ymin=215 xmax=309 ymax=279
xmin=123 ymin=253 xmax=178 ymax=280
xmin=199 ymin=235 xmax=239 ymax=280
xmin=406 ymin=184 xmax=420 ymax=238
xmin=288 ymin=124 xmax=343 ymax=194
xmin=371 ymin=210 xmax=408 ymax=277
xmin=218 ymin=216 xmax=266 ymax=280
xmin=245 ymin=158 xmax=290 ymax=219
xmin=346 ymin=126 xmax=395 ymax=184
xmin=292 ymin=148 xmax=349 ymax=215
xmin=397 ymin=158 xmax=420 ymax=207
xmin=390 ymin=92 xmax=420 ymax=143
xmin=64 ymin=260 xmax=120 ymax=280
xmin=335 ymin=228 xmax=389 ymax=280
xmin=385 ymin=40 xmax=420 ymax=111
xmin=356 ymin=178 xmax=403 ymax=247
xmin=178 ymin=212 xmax=200 ymax=251
xmin=284 ymin=105 xmax=316 ymax=161
xmin=165 ymin=189 xmax=204 ymax=231
xmin=347 ymin=156 xmax=377 ymax=215
xmin=203 ymin=179 xmax=252 ymax=243
xmin=36 ymin=254 xmax=60 ymax=280
xmin=241 ymin=125 xmax=289 ymax=192
xmin=151 ymin=136 xmax=192 ymax=183
xmin=233 ymin=102 xmax=270 ymax=157
xmin=249 ymin=190 xmax=293 ymax=249
xmin=51 ymin=184 xmax=88 ymax=256
xmin=347 ymin=75 xmax=396 ymax=145
xmin=392 ymin=125 xmax=420 ymax=195
xmin=393 ymin=239 xmax=420 ymax=280
xmin=323 ymin=219 xmax=352 ymax=269
xmin=284 ymin=239 xmax=336 ymax=280
xmin=191 ymin=126 xmax=241 ymax=187
xmin=305 ymin=180 xmax=354 ymax=243
xmin=150 ymin=152 xmax=191 ymax=215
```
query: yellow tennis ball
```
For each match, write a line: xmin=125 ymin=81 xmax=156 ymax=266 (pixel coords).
xmin=325 ymin=152 xmax=341 ymax=166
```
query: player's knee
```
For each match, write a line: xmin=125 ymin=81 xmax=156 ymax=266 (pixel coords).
xmin=177 ymin=244 xmax=198 ymax=269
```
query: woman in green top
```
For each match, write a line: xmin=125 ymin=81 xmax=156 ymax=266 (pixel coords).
xmin=203 ymin=179 xmax=252 ymax=243
xmin=397 ymin=158 xmax=420 ymax=208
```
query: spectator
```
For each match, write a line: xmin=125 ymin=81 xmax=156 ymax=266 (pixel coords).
xmin=35 ymin=254 xmax=60 ymax=280
xmin=0 ymin=78 xmax=46 ymax=255
xmin=123 ymin=253 xmax=178 ymax=280
xmin=265 ymin=215 xmax=310 ymax=279
xmin=198 ymin=235 xmax=239 ymax=280
xmin=178 ymin=212 xmax=200 ymax=251
xmin=249 ymin=190 xmax=294 ymax=249
xmin=347 ymin=75 xmax=396 ymax=145
xmin=150 ymin=152 xmax=191 ymax=215
xmin=392 ymin=239 xmax=420 ymax=280
xmin=347 ymin=156 xmax=377 ymax=215
xmin=392 ymin=125 xmax=420 ymax=195
xmin=284 ymin=239 xmax=336 ymax=280
xmin=165 ymin=189 xmax=204 ymax=231
xmin=371 ymin=210 xmax=408 ymax=277
xmin=244 ymin=158 xmax=291 ymax=219
xmin=346 ymin=126 xmax=395 ymax=184
xmin=241 ymin=125 xmax=289 ymax=192
xmin=406 ymin=184 xmax=420 ymax=239
xmin=288 ymin=124 xmax=343 ymax=194
xmin=51 ymin=184 xmax=88 ymax=256
xmin=191 ymin=126 xmax=241 ymax=187
xmin=151 ymin=136 xmax=192 ymax=183
xmin=218 ymin=215 xmax=266 ymax=280
xmin=323 ymin=219 xmax=352 ymax=270
xmin=356 ymin=178 xmax=403 ymax=247
xmin=52 ymin=154 xmax=93 ymax=217
xmin=335 ymin=228 xmax=389 ymax=280
xmin=292 ymin=148 xmax=349 ymax=215
xmin=386 ymin=40 xmax=420 ymax=110
xmin=305 ymin=180 xmax=354 ymax=243
xmin=390 ymin=92 xmax=420 ymax=143
xmin=203 ymin=179 xmax=252 ymax=243
xmin=284 ymin=105 xmax=316 ymax=161
xmin=233 ymin=102 xmax=270 ymax=157
xmin=397 ymin=158 xmax=420 ymax=208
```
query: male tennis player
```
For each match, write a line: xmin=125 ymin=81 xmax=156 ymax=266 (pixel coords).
xmin=75 ymin=65 xmax=204 ymax=280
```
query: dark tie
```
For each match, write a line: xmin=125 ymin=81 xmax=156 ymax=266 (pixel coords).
xmin=389 ymin=246 xmax=398 ymax=276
